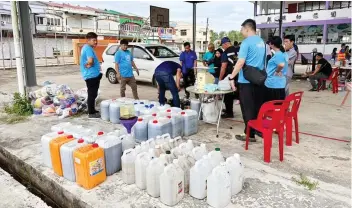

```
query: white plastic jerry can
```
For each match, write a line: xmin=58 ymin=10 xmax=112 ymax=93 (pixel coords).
xmin=135 ymin=152 xmax=153 ymax=190
xmin=177 ymin=155 xmax=193 ymax=193
xmin=51 ymin=122 xmax=71 ymax=132
xmin=120 ymin=134 xmax=135 ymax=152
xmin=157 ymin=104 xmax=171 ymax=112
xmin=60 ymin=138 xmax=87 ymax=182
xmin=189 ymin=155 xmax=213 ymax=199
xmin=133 ymin=117 xmax=149 ymax=142
xmin=160 ymin=160 xmax=185 ymax=206
xmin=140 ymin=141 xmax=149 ymax=153
xmin=121 ymin=148 xmax=137 ymax=184
xmin=171 ymin=147 xmax=183 ymax=159
xmin=109 ymin=101 xmax=121 ymax=124
xmin=146 ymin=157 xmax=165 ymax=197
xmin=174 ymin=136 xmax=183 ymax=147
xmin=179 ymin=139 xmax=194 ymax=156
xmin=179 ymin=109 xmax=198 ymax=136
xmin=148 ymin=118 xmax=172 ymax=140
xmin=100 ymin=99 xmax=112 ymax=121
xmin=41 ymin=131 xmax=66 ymax=168
xmin=225 ymin=153 xmax=245 ymax=196
xmin=192 ymin=143 xmax=208 ymax=161
xmin=166 ymin=113 xmax=184 ymax=138
xmin=208 ymin=148 xmax=225 ymax=169
xmin=190 ymin=99 xmax=201 ymax=114
xmin=146 ymin=138 xmax=156 ymax=149
xmin=83 ymin=131 xmax=105 ymax=144
xmin=207 ymin=162 xmax=232 ymax=208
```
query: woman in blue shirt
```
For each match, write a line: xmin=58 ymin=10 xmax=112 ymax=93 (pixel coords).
xmin=265 ymin=36 xmax=288 ymax=102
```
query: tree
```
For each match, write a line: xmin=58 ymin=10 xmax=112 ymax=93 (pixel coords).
xmin=228 ymin=30 xmax=244 ymax=43
xmin=209 ymin=30 xmax=219 ymax=44
xmin=218 ymin=31 xmax=227 ymax=39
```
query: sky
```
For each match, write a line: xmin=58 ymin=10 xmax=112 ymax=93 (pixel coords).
xmin=59 ymin=1 xmax=254 ymax=32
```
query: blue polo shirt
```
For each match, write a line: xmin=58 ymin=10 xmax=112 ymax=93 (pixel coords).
xmin=180 ymin=50 xmax=197 ymax=73
xmin=80 ymin=44 xmax=101 ymax=80
xmin=265 ymin=51 xmax=288 ymax=89
xmin=114 ymin=49 xmax=134 ymax=78
xmin=238 ymin=35 xmax=266 ymax=83
xmin=155 ymin=61 xmax=182 ymax=76
xmin=203 ymin=51 xmax=215 ymax=74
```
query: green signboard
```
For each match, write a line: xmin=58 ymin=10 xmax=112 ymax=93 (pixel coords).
xmin=119 ymin=17 xmax=144 ymax=26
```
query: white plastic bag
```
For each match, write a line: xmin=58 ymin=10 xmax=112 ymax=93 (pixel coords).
xmin=218 ymin=75 xmax=231 ymax=91
xmin=202 ymin=101 xmax=220 ymax=123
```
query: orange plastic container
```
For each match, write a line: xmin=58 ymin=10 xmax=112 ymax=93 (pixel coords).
xmin=74 ymin=143 xmax=106 ymax=189
xmin=50 ymin=135 xmax=75 ymax=176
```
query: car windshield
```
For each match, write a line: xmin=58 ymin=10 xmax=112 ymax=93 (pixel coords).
xmin=145 ymin=46 xmax=179 ymax=58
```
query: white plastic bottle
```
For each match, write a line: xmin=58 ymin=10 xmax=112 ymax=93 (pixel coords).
xmin=133 ymin=117 xmax=149 ymax=142
xmin=171 ymin=146 xmax=182 ymax=159
xmin=207 ymin=162 xmax=231 ymax=208
xmin=192 ymin=143 xmax=208 ymax=161
xmin=177 ymin=155 xmax=193 ymax=193
xmin=140 ymin=141 xmax=149 ymax=153
xmin=189 ymin=155 xmax=213 ymax=199
xmin=225 ymin=153 xmax=245 ymax=196
xmin=109 ymin=101 xmax=121 ymax=124
xmin=208 ymin=147 xmax=225 ymax=168
xmin=135 ymin=152 xmax=153 ymax=190
xmin=100 ymin=99 xmax=112 ymax=121
xmin=121 ymin=148 xmax=137 ymax=184
xmin=179 ymin=140 xmax=194 ymax=155
xmin=146 ymin=138 xmax=156 ymax=149
xmin=120 ymin=134 xmax=135 ymax=152
xmin=146 ymin=157 xmax=165 ymax=197
xmin=160 ymin=160 xmax=185 ymax=206
xmin=174 ymin=136 xmax=183 ymax=146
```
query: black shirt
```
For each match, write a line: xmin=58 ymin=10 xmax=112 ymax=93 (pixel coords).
xmin=318 ymin=58 xmax=332 ymax=76
xmin=221 ymin=46 xmax=238 ymax=76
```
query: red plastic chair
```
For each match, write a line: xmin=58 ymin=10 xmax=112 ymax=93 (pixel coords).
xmin=284 ymin=91 xmax=304 ymax=146
xmin=245 ymin=100 xmax=290 ymax=163
xmin=317 ymin=68 xmax=339 ymax=93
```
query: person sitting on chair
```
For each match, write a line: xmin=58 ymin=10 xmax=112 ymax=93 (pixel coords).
xmin=154 ymin=61 xmax=182 ymax=107
xmin=303 ymin=53 xmax=332 ymax=91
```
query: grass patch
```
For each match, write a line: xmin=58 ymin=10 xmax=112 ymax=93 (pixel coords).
xmin=292 ymin=173 xmax=319 ymax=191
xmin=0 ymin=114 xmax=29 ymax=124
xmin=3 ymin=93 xmax=33 ymax=116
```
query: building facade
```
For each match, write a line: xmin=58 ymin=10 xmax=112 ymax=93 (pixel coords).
xmin=253 ymin=1 xmax=351 ymax=59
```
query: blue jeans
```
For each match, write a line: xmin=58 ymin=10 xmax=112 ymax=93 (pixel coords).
xmin=154 ymin=71 xmax=180 ymax=108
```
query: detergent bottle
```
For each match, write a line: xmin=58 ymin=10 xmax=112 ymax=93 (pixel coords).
xmin=192 ymin=143 xmax=208 ymax=161
xmin=160 ymin=159 xmax=185 ymax=206
xmin=60 ymin=138 xmax=87 ymax=182
xmin=41 ymin=131 xmax=66 ymax=168
xmin=95 ymin=135 xmax=123 ymax=176
xmin=121 ymin=148 xmax=137 ymax=184
xmin=207 ymin=162 xmax=231 ymax=208
xmin=135 ymin=152 xmax=153 ymax=190
xmin=74 ymin=143 xmax=107 ymax=190
xmin=189 ymin=155 xmax=213 ymax=199
xmin=179 ymin=109 xmax=198 ymax=136
xmin=50 ymin=135 xmax=75 ymax=176
xmin=146 ymin=157 xmax=165 ymax=197
xmin=225 ymin=153 xmax=245 ymax=196
xmin=208 ymin=147 xmax=225 ymax=169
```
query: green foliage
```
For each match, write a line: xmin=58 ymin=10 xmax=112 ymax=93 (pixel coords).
xmin=4 ymin=93 xmax=33 ymax=116
xmin=292 ymin=173 xmax=319 ymax=191
xmin=0 ymin=114 xmax=28 ymax=124
xmin=209 ymin=30 xmax=219 ymax=44
xmin=209 ymin=30 xmax=244 ymax=44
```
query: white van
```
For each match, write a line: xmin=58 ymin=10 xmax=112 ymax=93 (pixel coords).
xmin=101 ymin=43 xmax=180 ymax=85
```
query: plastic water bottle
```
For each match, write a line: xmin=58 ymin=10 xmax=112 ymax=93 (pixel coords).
xmin=207 ymin=163 xmax=231 ymax=208
xmin=100 ymin=99 xmax=112 ymax=121
xmin=109 ymin=101 xmax=121 ymax=124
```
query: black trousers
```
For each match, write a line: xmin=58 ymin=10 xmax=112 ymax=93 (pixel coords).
xmin=239 ymin=83 xmax=265 ymax=138
xmin=264 ymin=87 xmax=286 ymax=102
xmin=85 ymin=73 xmax=102 ymax=114
xmin=183 ymin=69 xmax=196 ymax=98
xmin=224 ymin=79 xmax=239 ymax=115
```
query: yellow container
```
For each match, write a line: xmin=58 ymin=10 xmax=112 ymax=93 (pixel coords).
xmin=196 ymin=71 xmax=215 ymax=90
xmin=50 ymin=135 xmax=75 ymax=176
xmin=74 ymin=143 xmax=107 ymax=189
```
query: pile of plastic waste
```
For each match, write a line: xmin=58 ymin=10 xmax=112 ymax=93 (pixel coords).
xmin=29 ymin=81 xmax=99 ymax=119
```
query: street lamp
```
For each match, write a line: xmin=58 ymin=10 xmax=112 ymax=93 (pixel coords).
xmin=185 ymin=1 xmax=207 ymax=50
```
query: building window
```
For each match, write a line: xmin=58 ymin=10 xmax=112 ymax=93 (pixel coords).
xmin=181 ymin=30 xmax=187 ymax=36
xmin=297 ymin=1 xmax=325 ymax=12
xmin=203 ymin=32 xmax=207 ymax=36
xmin=1 ymin=14 xmax=11 ymax=23
xmin=332 ymin=1 xmax=351 ymax=9
xmin=36 ymin=16 xmax=44 ymax=25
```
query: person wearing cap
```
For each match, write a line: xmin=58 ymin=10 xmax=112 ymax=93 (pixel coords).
xmin=219 ymin=37 xmax=239 ymax=118
xmin=228 ymin=19 xmax=266 ymax=142
xmin=179 ymin=42 xmax=197 ymax=99
xmin=304 ymin=53 xmax=332 ymax=91
xmin=154 ymin=61 xmax=182 ymax=107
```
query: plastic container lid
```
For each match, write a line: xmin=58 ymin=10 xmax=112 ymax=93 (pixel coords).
xmin=152 ymin=113 xmax=157 ymax=116
xmin=78 ymin=139 xmax=84 ymax=143
xmin=153 ymin=120 xmax=158 ymax=124
xmin=67 ymin=135 xmax=73 ymax=139
xmin=166 ymin=150 xmax=171 ymax=154
xmin=97 ymin=131 xmax=104 ymax=135
xmin=167 ymin=116 xmax=171 ymax=119
xmin=181 ymin=111 xmax=186 ymax=115
xmin=92 ymin=143 xmax=99 ymax=148
xmin=138 ymin=118 xmax=143 ymax=121
xmin=150 ymin=104 xmax=154 ymax=107
xmin=145 ymin=105 xmax=149 ymax=108
xmin=215 ymin=147 xmax=220 ymax=151
xmin=58 ymin=131 xmax=64 ymax=134
xmin=167 ymin=109 xmax=171 ymax=112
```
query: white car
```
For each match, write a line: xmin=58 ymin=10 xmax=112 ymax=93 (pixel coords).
xmin=101 ymin=43 xmax=180 ymax=85
xmin=168 ymin=46 xmax=182 ymax=55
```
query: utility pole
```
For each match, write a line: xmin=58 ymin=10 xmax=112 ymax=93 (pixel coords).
xmin=11 ymin=1 xmax=25 ymax=95
xmin=205 ymin=17 xmax=209 ymax=50
xmin=278 ymin=1 xmax=283 ymax=38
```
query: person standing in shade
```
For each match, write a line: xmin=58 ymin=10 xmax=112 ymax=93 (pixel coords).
xmin=115 ymin=39 xmax=140 ymax=99
xmin=283 ymin=35 xmax=297 ymax=96
xmin=180 ymin=42 xmax=197 ymax=98
xmin=228 ymin=19 xmax=266 ymax=142
xmin=203 ymin=43 xmax=216 ymax=77
xmin=265 ymin=36 xmax=288 ymax=101
xmin=154 ymin=61 xmax=182 ymax=107
xmin=219 ymin=37 xmax=238 ymax=118
xmin=80 ymin=32 xmax=102 ymax=119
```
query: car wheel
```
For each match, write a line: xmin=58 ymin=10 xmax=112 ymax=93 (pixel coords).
xmin=107 ymin=69 xmax=118 ymax=84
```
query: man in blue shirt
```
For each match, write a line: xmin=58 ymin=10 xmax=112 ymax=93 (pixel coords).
xmin=154 ymin=61 xmax=182 ymax=107
xmin=228 ymin=19 xmax=266 ymax=142
xmin=80 ymin=32 xmax=102 ymax=119
xmin=179 ymin=42 xmax=197 ymax=98
xmin=115 ymin=39 xmax=140 ymax=99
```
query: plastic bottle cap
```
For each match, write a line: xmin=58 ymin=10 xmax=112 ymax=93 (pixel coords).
xmin=58 ymin=131 xmax=64 ymax=134
xmin=215 ymin=147 xmax=220 ymax=151
xmin=166 ymin=150 xmax=171 ymax=154
xmin=140 ymin=102 xmax=144 ymax=104
xmin=67 ymin=135 xmax=73 ymax=139
xmin=167 ymin=109 xmax=171 ymax=112
xmin=167 ymin=116 xmax=171 ymax=119
xmin=78 ymin=139 xmax=84 ymax=143
xmin=92 ymin=143 xmax=99 ymax=148
xmin=181 ymin=112 xmax=186 ymax=115
xmin=152 ymin=113 xmax=157 ymax=116
xmin=150 ymin=104 xmax=154 ymax=107
xmin=97 ymin=131 xmax=104 ymax=135
xmin=153 ymin=120 xmax=158 ymax=124
xmin=138 ymin=118 xmax=143 ymax=121
xmin=145 ymin=105 xmax=149 ymax=108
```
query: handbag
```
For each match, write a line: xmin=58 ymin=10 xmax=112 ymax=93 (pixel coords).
xmin=243 ymin=41 xmax=267 ymax=86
